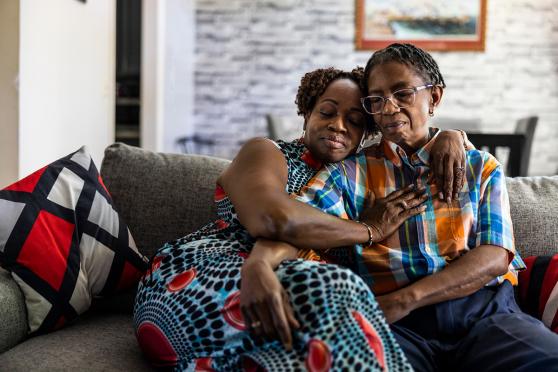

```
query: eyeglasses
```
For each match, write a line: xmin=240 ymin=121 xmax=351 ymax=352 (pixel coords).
xmin=361 ymin=84 xmax=434 ymax=115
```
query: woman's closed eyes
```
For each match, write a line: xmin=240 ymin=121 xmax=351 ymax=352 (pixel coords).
xmin=319 ymin=105 xmax=366 ymax=128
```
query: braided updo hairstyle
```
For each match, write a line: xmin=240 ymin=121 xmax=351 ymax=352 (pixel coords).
xmin=295 ymin=67 xmax=366 ymax=118
xmin=362 ymin=43 xmax=446 ymax=94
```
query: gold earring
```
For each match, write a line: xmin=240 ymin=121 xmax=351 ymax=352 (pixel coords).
xmin=299 ymin=129 xmax=306 ymax=144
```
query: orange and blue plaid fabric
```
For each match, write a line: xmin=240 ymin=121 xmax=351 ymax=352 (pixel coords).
xmin=296 ymin=130 xmax=526 ymax=295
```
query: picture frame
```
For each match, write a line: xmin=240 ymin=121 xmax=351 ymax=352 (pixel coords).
xmin=355 ymin=0 xmax=487 ymax=51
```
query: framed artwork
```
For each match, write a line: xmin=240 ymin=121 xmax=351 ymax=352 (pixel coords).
xmin=355 ymin=0 xmax=487 ymax=51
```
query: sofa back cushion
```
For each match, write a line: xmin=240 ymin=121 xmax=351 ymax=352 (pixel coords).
xmin=100 ymin=143 xmax=230 ymax=258
xmin=101 ymin=144 xmax=557 ymax=260
xmin=506 ymin=176 xmax=558 ymax=257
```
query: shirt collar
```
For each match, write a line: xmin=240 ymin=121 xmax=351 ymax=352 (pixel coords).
xmin=382 ymin=128 xmax=440 ymax=168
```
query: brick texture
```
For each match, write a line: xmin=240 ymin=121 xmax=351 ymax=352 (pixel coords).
xmin=193 ymin=0 xmax=558 ymax=175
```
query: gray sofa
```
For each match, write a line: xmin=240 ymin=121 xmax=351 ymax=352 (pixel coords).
xmin=0 ymin=143 xmax=557 ymax=371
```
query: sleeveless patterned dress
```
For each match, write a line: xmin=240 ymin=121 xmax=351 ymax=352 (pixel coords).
xmin=133 ymin=140 xmax=411 ymax=371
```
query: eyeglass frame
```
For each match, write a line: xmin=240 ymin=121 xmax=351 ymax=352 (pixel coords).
xmin=360 ymin=84 xmax=435 ymax=115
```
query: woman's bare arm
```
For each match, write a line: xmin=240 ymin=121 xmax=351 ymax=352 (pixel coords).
xmin=219 ymin=138 xmax=370 ymax=249
xmin=219 ymin=138 xmax=427 ymax=250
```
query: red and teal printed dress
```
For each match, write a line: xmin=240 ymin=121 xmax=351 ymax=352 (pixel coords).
xmin=133 ymin=140 xmax=412 ymax=371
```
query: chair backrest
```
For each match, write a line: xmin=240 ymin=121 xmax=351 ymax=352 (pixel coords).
xmin=266 ymin=114 xmax=284 ymax=141
xmin=513 ymin=116 xmax=538 ymax=177
xmin=265 ymin=114 xmax=301 ymax=142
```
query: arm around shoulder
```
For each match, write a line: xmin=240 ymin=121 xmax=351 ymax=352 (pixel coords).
xmin=219 ymin=138 xmax=370 ymax=248
xmin=219 ymin=137 xmax=292 ymax=239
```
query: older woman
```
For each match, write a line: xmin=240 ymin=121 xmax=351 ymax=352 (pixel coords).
xmin=297 ymin=43 xmax=558 ymax=371
xmin=133 ymin=66 xmax=467 ymax=371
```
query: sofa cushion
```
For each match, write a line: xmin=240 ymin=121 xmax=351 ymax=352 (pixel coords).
xmin=518 ymin=255 xmax=558 ymax=333
xmin=100 ymin=143 xmax=231 ymax=258
xmin=0 ymin=147 xmax=148 ymax=333
xmin=0 ymin=313 xmax=154 ymax=371
xmin=506 ymin=176 xmax=558 ymax=257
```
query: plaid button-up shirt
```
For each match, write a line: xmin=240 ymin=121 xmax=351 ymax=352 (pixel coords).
xmin=296 ymin=130 xmax=526 ymax=295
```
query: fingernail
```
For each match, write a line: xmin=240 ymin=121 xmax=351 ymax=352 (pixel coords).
xmin=446 ymin=197 xmax=451 ymax=203
xmin=453 ymin=193 xmax=458 ymax=200
xmin=438 ymin=192 xmax=444 ymax=200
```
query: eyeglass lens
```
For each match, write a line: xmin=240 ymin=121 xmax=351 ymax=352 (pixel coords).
xmin=363 ymin=88 xmax=416 ymax=114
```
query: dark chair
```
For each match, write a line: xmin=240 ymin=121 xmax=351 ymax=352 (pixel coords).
xmin=176 ymin=135 xmax=216 ymax=155
xmin=514 ymin=116 xmax=538 ymax=177
xmin=467 ymin=116 xmax=538 ymax=177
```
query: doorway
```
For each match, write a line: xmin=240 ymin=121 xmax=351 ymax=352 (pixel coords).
xmin=115 ymin=0 xmax=141 ymax=146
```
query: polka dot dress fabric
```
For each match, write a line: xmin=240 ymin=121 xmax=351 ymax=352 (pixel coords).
xmin=133 ymin=140 xmax=412 ymax=371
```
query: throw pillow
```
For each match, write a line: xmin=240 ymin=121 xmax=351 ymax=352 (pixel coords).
xmin=0 ymin=146 xmax=148 ymax=334
xmin=518 ymin=254 xmax=558 ymax=333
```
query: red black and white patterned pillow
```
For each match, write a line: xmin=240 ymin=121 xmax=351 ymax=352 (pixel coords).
xmin=0 ymin=146 xmax=148 ymax=334
xmin=518 ymin=254 xmax=558 ymax=333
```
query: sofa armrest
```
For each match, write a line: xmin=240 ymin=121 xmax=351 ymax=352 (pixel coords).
xmin=0 ymin=268 xmax=27 ymax=353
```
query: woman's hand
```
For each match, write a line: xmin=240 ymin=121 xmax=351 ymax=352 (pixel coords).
xmin=240 ymin=258 xmax=300 ymax=350
xmin=359 ymin=185 xmax=427 ymax=243
xmin=430 ymin=130 xmax=467 ymax=202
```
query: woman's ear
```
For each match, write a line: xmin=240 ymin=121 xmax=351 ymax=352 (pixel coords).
xmin=430 ymin=85 xmax=444 ymax=110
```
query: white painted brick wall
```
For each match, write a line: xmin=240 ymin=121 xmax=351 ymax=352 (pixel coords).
xmin=194 ymin=0 xmax=558 ymax=175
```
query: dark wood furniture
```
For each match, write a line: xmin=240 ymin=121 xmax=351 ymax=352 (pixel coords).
xmin=467 ymin=133 xmax=526 ymax=177
xmin=467 ymin=116 xmax=538 ymax=177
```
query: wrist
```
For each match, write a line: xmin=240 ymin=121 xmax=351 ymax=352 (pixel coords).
xmin=357 ymin=221 xmax=375 ymax=245
xmin=241 ymin=258 xmax=272 ymax=276
xmin=398 ymin=284 xmax=423 ymax=311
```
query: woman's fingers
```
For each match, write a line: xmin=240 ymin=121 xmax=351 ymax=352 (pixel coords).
xmin=244 ymin=303 xmax=271 ymax=339
xmin=244 ymin=293 xmax=299 ymax=350
xmin=453 ymin=162 xmax=466 ymax=200
xmin=443 ymin=155 xmax=454 ymax=203
xmin=267 ymin=293 xmax=293 ymax=350
xmin=403 ymin=192 xmax=428 ymax=209
xmin=384 ymin=184 xmax=414 ymax=202
xmin=432 ymin=153 xmax=445 ymax=200
xmin=252 ymin=302 xmax=275 ymax=340
xmin=402 ymin=187 xmax=427 ymax=200
xmin=362 ymin=185 xmax=429 ymax=242
xmin=242 ymin=306 xmax=262 ymax=338
xmin=394 ymin=192 xmax=427 ymax=218
xmin=401 ymin=204 xmax=428 ymax=219
xmin=394 ymin=199 xmax=408 ymax=210
xmin=390 ymin=188 xmax=426 ymax=209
